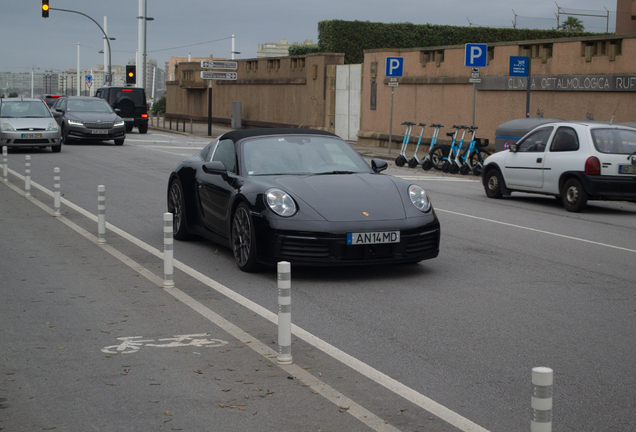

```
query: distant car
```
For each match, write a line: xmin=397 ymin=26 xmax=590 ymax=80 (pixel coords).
xmin=482 ymin=121 xmax=636 ymax=212
xmin=0 ymin=97 xmax=62 ymax=152
xmin=94 ymin=86 xmax=148 ymax=134
xmin=39 ymin=94 xmax=63 ymax=108
xmin=167 ymin=129 xmax=441 ymax=271
xmin=52 ymin=96 xmax=126 ymax=146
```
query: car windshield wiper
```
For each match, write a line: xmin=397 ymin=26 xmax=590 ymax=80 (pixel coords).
xmin=628 ymin=151 xmax=636 ymax=160
xmin=314 ymin=170 xmax=358 ymax=175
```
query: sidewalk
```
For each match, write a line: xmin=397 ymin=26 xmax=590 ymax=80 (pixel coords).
xmin=147 ymin=116 xmax=398 ymax=162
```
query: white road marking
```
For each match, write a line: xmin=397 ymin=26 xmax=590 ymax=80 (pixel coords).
xmin=398 ymin=175 xmax=478 ymax=182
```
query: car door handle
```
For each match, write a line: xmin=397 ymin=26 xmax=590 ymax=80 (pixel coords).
xmin=536 ymin=158 xmax=542 ymax=163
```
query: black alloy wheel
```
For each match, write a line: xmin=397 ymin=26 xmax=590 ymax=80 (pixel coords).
xmin=167 ymin=179 xmax=190 ymax=240
xmin=232 ymin=203 xmax=259 ymax=272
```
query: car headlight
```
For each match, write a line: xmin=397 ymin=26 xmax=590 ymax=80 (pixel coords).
xmin=114 ymin=120 xmax=125 ymax=127
xmin=408 ymin=184 xmax=431 ymax=212
xmin=265 ymin=188 xmax=297 ymax=217
xmin=67 ymin=119 xmax=83 ymax=126
xmin=47 ymin=122 xmax=59 ymax=131
xmin=1 ymin=122 xmax=15 ymax=132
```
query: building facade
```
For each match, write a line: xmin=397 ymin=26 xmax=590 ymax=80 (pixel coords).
xmin=257 ymin=39 xmax=313 ymax=58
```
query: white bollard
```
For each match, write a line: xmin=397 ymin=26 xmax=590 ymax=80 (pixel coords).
xmin=25 ymin=155 xmax=31 ymax=197
xmin=97 ymin=185 xmax=106 ymax=244
xmin=277 ymin=261 xmax=292 ymax=365
xmin=531 ymin=367 xmax=553 ymax=432
xmin=2 ymin=146 xmax=7 ymax=183
xmin=53 ymin=167 xmax=61 ymax=216
xmin=163 ymin=212 xmax=174 ymax=287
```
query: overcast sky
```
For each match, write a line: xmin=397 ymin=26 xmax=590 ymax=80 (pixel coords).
xmin=0 ymin=0 xmax=617 ymax=74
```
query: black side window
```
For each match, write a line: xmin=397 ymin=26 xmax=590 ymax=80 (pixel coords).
xmin=550 ymin=127 xmax=579 ymax=152
xmin=59 ymin=99 xmax=67 ymax=111
xmin=517 ymin=127 xmax=553 ymax=152
xmin=212 ymin=139 xmax=236 ymax=173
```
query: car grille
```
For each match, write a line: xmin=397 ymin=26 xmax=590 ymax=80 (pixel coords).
xmin=83 ymin=122 xmax=113 ymax=129
xmin=13 ymin=139 xmax=50 ymax=144
xmin=16 ymin=128 xmax=45 ymax=131
xmin=277 ymin=229 xmax=440 ymax=262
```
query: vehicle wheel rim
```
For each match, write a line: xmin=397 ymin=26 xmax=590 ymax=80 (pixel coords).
xmin=232 ymin=207 xmax=251 ymax=267
xmin=488 ymin=174 xmax=498 ymax=192
xmin=566 ymin=186 xmax=578 ymax=205
xmin=168 ymin=183 xmax=183 ymax=233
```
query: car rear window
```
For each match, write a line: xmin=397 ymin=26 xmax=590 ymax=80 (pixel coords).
xmin=591 ymin=128 xmax=636 ymax=154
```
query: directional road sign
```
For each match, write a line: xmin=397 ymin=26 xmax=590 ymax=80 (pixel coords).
xmin=385 ymin=57 xmax=404 ymax=77
xmin=201 ymin=60 xmax=238 ymax=70
xmin=201 ymin=71 xmax=237 ymax=80
xmin=464 ymin=43 xmax=488 ymax=68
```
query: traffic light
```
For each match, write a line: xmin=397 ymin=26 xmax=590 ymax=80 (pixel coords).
xmin=125 ymin=65 xmax=136 ymax=85
xmin=42 ymin=0 xmax=49 ymax=18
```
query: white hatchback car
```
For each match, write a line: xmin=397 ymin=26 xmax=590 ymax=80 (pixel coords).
xmin=482 ymin=121 xmax=636 ymax=212
xmin=0 ymin=98 xmax=62 ymax=153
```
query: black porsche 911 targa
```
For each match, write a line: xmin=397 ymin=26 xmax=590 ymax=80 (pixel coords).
xmin=167 ymin=129 xmax=440 ymax=271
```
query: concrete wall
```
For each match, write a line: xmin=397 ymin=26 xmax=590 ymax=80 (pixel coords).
xmin=165 ymin=53 xmax=345 ymax=131
xmin=359 ymin=34 xmax=636 ymax=150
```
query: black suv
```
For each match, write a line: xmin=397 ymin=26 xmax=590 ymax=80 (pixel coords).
xmin=95 ymin=86 xmax=148 ymax=133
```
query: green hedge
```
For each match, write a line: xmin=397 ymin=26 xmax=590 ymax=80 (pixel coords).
xmin=288 ymin=43 xmax=322 ymax=56
xmin=317 ymin=20 xmax=601 ymax=64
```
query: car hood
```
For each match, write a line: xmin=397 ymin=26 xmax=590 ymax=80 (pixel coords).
xmin=271 ymin=173 xmax=407 ymax=221
xmin=66 ymin=112 xmax=120 ymax=122
xmin=2 ymin=117 xmax=54 ymax=129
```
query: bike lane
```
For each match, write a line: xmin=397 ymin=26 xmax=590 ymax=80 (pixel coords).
xmin=0 ymin=177 xmax=469 ymax=432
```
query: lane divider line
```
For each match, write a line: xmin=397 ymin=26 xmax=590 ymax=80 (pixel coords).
xmin=4 ymin=166 xmax=490 ymax=432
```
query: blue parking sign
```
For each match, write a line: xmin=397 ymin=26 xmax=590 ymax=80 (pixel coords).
xmin=464 ymin=44 xmax=488 ymax=68
xmin=385 ymin=57 xmax=403 ymax=77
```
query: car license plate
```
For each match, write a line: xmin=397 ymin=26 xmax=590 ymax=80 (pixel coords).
xmin=347 ymin=231 xmax=400 ymax=245
xmin=21 ymin=133 xmax=42 ymax=138
xmin=91 ymin=130 xmax=108 ymax=135
xmin=124 ymin=118 xmax=134 ymax=122
xmin=618 ymin=165 xmax=636 ymax=174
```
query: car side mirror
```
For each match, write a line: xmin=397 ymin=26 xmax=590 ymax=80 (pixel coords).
xmin=371 ymin=159 xmax=388 ymax=173
xmin=202 ymin=160 xmax=227 ymax=175
xmin=509 ymin=143 xmax=518 ymax=153
xmin=52 ymin=110 xmax=62 ymax=117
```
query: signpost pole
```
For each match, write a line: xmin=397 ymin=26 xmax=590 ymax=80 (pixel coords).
xmin=388 ymin=87 xmax=394 ymax=154
xmin=472 ymin=83 xmax=476 ymax=126
xmin=207 ymin=80 xmax=212 ymax=137
xmin=526 ymin=57 xmax=532 ymax=118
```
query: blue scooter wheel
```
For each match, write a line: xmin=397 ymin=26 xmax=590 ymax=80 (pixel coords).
xmin=459 ymin=164 xmax=470 ymax=175
xmin=448 ymin=163 xmax=459 ymax=174
xmin=422 ymin=159 xmax=433 ymax=171
xmin=407 ymin=158 xmax=418 ymax=168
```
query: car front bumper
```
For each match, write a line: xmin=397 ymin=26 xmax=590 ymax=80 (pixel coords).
xmin=66 ymin=125 xmax=125 ymax=141
xmin=0 ymin=130 xmax=61 ymax=148
xmin=252 ymin=213 xmax=441 ymax=266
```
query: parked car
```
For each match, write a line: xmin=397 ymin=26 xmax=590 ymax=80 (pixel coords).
xmin=39 ymin=94 xmax=64 ymax=108
xmin=52 ymin=96 xmax=125 ymax=146
xmin=94 ymin=86 xmax=148 ymax=134
xmin=167 ymin=129 xmax=441 ymax=271
xmin=482 ymin=121 xmax=636 ymax=212
xmin=0 ymin=97 xmax=62 ymax=152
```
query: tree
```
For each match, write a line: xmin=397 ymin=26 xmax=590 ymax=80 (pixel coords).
xmin=8 ymin=92 xmax=18 ymax=98
xmin=152 ymin=94 xmax=166 ymax=115
xmin=559 ymin=16 xmax=585 ymax=32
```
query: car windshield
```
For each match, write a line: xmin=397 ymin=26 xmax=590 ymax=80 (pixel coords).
xmin=0 ymin=101 xmax=52 ymax=118
xmin=67 ymin=99 xmax=113 ymax=113
xmin=242 ymin=135 xmax=372 ymax=176
xmin=591 ymin=128 xmax=636 ymax=155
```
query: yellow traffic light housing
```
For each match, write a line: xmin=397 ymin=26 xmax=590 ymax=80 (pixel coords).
xmin=42 ymin=0 xmax=50 ymax=18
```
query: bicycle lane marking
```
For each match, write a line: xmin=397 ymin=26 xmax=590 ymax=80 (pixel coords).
xmin=2 ymin=176 xmax=405 ymax=432
xmin=5 ymin=168 xmax=490 ymax=432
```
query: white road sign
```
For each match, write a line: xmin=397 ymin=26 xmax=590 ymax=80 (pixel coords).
xmin=201 ymin=60 xmax=238 ymax=70
xmin=201 ymin=71 xmax=237 ymax=80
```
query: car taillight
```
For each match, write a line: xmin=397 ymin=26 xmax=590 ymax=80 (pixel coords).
xmin=585 ymin=156 xmax=601 ymax=175
xmin=141 ymin=114 xmax=148 ymax=118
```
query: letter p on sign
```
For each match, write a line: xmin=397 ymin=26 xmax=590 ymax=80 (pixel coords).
xmin=385 ymin=57 xmax=404 ymax=77
xmin=464 ymin=44 xmax=488 ymax=68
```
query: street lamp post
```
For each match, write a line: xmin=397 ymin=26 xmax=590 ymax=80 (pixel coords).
xmin=138 ymin=0 xmax=153 ymax=92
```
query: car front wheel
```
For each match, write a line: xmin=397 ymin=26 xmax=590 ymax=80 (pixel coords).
xmin=484 ymin=169 xmax=503 ymax=199
xmin=232 ymin=203 xmax=259 ymax=272
xmin=561 ymin=178 xmax=588 ymax=212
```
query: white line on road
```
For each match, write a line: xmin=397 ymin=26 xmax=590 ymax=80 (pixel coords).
xmin=398 ymin=175 xmax=478 ymax=182
xmin=4 ymin=168 xmax=490 ymax=432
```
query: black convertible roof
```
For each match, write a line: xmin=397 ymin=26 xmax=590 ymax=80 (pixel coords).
xmin=221 ymin=128 xmax=337 ymax=142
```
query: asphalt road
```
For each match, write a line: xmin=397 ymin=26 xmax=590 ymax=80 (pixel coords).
xmin=1 ymin=131 xmax=635 ymax=432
